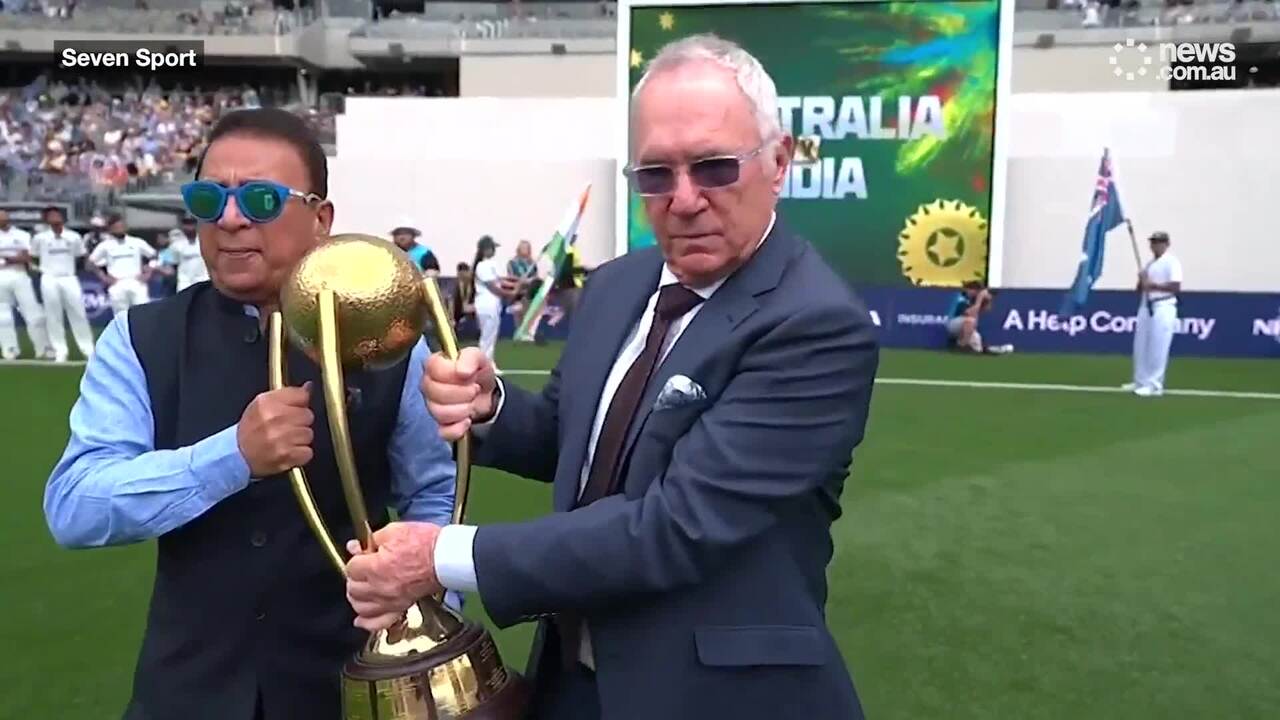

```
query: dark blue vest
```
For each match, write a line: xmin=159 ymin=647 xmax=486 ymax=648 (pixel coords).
xmin=122 ymin=283 xmax=408 ymax=720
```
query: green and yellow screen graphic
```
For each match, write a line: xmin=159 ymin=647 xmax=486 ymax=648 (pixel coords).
xmin=625 ymin=0 xmax=1003 ymax=287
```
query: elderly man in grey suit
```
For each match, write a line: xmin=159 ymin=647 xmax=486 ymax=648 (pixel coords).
xmin=343 ymin=34 xmax=880 ymax=720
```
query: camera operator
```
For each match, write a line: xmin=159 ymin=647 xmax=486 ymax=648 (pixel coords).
xmin=946 ymin=281 xmax=1012 ymax=354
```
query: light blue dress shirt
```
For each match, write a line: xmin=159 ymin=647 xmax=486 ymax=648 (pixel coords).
xmin=44 ymin=310 xmax=461 ymax=605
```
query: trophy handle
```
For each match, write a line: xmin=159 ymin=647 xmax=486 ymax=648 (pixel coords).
xmin=421 ymin=276 xmax=472 ymax=528
xmin=316 ymin=289 xmax=377 ymax=552
xmin=268 ymin=311 xmax=347 ymax=576
xmin=276 ymin=293 xmax=462 ymax=651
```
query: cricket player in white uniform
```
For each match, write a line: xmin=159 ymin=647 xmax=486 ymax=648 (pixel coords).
xmin=31 ymin=207 xmax=95 ymax=362
xmin=0 ymin=209 xmax=52 ymax=360
xmin=1128 ymin=231 xmax=1183 ymax=397
xmin=88 ymin=215 xmax=157 ymax=317
xmin=164 ymin=217 xmax=209 ymax=292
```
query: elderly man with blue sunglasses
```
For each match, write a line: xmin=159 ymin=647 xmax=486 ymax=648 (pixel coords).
xmin=44 ymin=108 xmax=460 ymax=720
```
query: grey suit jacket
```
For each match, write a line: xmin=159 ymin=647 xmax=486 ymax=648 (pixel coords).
xmin=473 ymin=220 xmax=879 ymax=720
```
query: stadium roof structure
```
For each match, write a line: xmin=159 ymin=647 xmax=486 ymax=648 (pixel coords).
xmin=116 ymin=186 xmax=187 ymax=215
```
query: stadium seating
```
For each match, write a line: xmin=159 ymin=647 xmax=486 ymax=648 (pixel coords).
xmin=348 ymin=16 xmax=469 ymax=38
xmin=1018 ymin=1 xmax=1280 ymax=30
xmin=2 ymin=0 xmax=1276 ymax=229
xmin=0 ymin=2 xmax=300 ymax=35
xmin=0 ymin=76 xmax=338 ymax=220
xmin=349 ymin=14 xmax=612 ymax=39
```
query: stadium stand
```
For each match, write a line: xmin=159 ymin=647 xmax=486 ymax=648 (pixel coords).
xmin=1017 ymin=0 xmax=1280 ymax=30
xmin=0 ymin=76 xmax=333 ymax=219
xmin=0 ymin=0 xmax=1276 ymax=234
xmin=0 ymin=0 xmax=304 ymax=35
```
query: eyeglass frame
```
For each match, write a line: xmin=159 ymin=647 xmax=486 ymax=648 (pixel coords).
xmin=622 ymin=143 xmax=770 ymax=197
xmin=180 ymin=179 xmax=325 ymax=224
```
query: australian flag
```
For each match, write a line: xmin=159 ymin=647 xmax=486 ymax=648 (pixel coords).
xmin=1060 ymin=149 xmax=1125 ymax=316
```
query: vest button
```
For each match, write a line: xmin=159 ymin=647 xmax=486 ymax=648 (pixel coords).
xmin=250 ymin=531 xmax=268 ymax=548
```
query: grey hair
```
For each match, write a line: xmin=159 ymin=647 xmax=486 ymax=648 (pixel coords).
xmin=632 ymin=33 xmax=784 ymax=146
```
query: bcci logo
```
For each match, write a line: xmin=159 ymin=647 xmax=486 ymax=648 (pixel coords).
xmin=897 ymin=199 xmax=989 ymax=287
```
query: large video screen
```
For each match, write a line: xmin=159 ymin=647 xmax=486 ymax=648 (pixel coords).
xmin=618 ymin=0 xmax=1011 ymax=288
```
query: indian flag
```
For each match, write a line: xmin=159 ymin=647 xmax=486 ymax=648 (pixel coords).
xmin=514 ymin=184 xmax=591 ymax=341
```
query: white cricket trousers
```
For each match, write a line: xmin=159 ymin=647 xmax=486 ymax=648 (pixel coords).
xmin=41 ymin=274 xmax=95 ymax=360
xmin=0 ymin=268 xmax=50 ymax=358
xmin=477 ymin=306 xmax=501 ymax=364
xmin=108 ymin=278 xmax=150 ymax=316
xmin=1133 ymin=299 xmax=1177 ymax=392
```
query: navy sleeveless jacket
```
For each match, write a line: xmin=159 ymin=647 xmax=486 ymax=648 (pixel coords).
xmin=122 ymin=283 xmax=408 ymax=720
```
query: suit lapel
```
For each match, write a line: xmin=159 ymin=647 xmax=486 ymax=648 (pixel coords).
xmin=554 ymin=250 xmax=664 ymax=511
xmin=617 ymin=223 xmax=798 ymax=480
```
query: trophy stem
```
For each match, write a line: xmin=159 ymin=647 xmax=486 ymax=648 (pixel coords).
xmin=269 ymin=310 xmax=347 ymax=576
xmin=317 ymin=289 xmax=376 ymax=552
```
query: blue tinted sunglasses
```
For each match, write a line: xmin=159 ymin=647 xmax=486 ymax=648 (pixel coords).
xmin=181 ymin=180 xmax=323 ymax=224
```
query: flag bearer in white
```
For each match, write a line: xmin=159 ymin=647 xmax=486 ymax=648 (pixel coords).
xmin=32 ymin=207 xmax=95 ymax=362
xmin=1129 ymin=231 xmax=1182 ymax=397
xmin=88 ymin=215 xmax=157 ymax=317
xmin=0 ymin=209 xmax=53 ymax=360
xmin=472 ymin=235 xmax=508 ymax=371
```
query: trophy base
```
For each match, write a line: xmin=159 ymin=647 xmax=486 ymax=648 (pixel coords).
xmin=342 ymin=621 xmax=530 ymax=720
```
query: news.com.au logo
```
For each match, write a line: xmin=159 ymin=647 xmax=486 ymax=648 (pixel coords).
xmin=1108 ymin=38 xmax=1257 ymax=83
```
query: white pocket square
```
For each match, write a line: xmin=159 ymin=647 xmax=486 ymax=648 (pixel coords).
xmin=654 ymin=374 xmax=706 ymax=412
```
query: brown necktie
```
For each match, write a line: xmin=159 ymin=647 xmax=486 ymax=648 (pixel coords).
xmin=577 ymin=283 xmax=704 ymax=508
xmin=557 ymin=283 xmax=703 ymax=670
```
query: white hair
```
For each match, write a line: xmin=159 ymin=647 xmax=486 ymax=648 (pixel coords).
xmin=632 ymin=33 xmax=784 ymax=147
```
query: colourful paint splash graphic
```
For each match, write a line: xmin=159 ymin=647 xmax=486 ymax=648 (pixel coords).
xmin=818 ymin=1 xmax=999 ymax=178
xmin=623 ymin=1 xmax=1002 ymax=287
xmin=628 ymin=192 xmax=656 ymax=249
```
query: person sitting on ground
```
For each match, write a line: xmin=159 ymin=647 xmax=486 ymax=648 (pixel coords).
xmin=946 ymin=281 xmax=1012 ymax=354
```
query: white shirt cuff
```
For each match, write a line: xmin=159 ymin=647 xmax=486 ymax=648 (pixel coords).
xmin=434 ymin=524 xmax=479 ymax=593
xmin=471 ymin=377 xmax=505 ymax=438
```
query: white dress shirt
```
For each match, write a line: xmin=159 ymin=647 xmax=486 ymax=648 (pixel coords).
xmin=1144 ymin=251 xmax=1183 ymax=303
xmin=433 ymin=213 xmax=776 ymax=598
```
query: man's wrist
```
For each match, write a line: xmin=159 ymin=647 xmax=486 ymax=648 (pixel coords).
xmin=474 ymin=378 xmax=505 ymax=427
xmin=197 ymin=425 xmax=253 ymax=499
xmin=434 ymin=524 xmax=479 ymax=593
xmin=423 ymin=523 xmax=443 ymax=590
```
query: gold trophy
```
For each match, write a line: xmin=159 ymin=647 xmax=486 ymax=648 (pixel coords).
xmin=267 ymin=234 xmax=529 ymax=719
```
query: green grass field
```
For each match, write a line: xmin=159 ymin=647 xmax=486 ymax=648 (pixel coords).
xmin=3 ymin=340 xmax=1278 ymax=719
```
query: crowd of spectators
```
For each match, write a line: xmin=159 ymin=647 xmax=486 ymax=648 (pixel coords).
xmin=0 ymin=77 xmax=338 ymax=215
xmin=0 ymin=0 xmax=614 ymax=35
xmin=1043 ymin=0 xmax=1280 ymax=27
xmin=0 ymin=0 xmax=307 ymax=35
